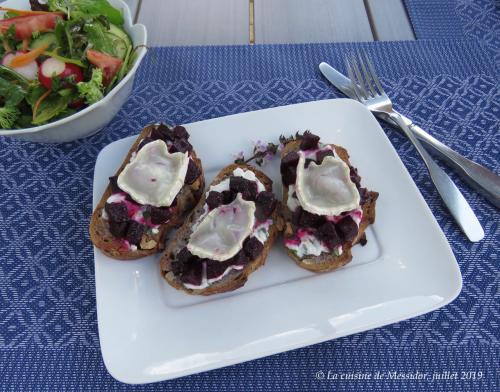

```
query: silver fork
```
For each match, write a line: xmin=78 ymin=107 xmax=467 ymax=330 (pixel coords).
xmin=345 ymin=52 xmax=484 ymax=242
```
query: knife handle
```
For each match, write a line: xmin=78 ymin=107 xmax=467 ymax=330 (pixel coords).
xmin=382 ymin=110 xmax=500 ymax=209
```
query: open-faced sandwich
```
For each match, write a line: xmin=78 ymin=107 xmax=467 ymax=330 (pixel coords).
xmin=280 ymin=131 xmax=378 ymax=272
xmin=160 ymin=163 xmax=282 ymax=295
xmin=90 ymin=123 xmax=204 ymax=259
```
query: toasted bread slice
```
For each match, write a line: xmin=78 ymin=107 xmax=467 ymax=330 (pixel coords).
xmin=90 ymin=124 xmax=205 ymax=260
xmin=281 ymin=138 xmax=378 ymax=272
xmin=160 ymin=163 xmax=283 ymax=295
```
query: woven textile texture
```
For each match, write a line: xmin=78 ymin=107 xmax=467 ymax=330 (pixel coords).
xmin=0 ymin=38 xmax=498 ymax=391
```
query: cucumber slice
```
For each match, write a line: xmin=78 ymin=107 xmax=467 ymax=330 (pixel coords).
xmin=105 ymin=34 xmax=128 ymax=60
xmin=108 ymin=24 xmax=132 ymax=47
xmin=30 ymin=33 xmax=57 ymax=51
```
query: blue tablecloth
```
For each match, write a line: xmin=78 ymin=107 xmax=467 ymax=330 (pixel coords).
xmin=1 ymin=1 xmax=499 ymax=392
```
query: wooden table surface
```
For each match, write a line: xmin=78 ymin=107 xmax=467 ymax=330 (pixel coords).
xmin=126 ymin=0 xmax=415 ymax=46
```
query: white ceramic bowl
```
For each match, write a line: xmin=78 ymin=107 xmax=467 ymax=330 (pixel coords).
xmin=0 ymin=0 xmax=147 ymax=143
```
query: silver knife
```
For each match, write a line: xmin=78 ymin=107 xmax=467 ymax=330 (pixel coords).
xmin=319 ymin=62 xmax=500 ymax=209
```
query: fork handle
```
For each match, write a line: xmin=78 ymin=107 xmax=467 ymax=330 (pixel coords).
xmin=380 ymin=110 xmax=500 ymax=209
xmin=388 ymin=112 xmax=484 ymax=242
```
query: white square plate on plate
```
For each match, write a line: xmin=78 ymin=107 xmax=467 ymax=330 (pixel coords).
xmin=93 ymin=99 xmax=461 ymax=384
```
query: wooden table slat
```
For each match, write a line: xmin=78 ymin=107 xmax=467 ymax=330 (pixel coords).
xmin=136 ymin=0 xmax=249 ymax=46
xmin=365 ymin=0 xmax=415 ymax=41
xmin=254 ymin=0 xmax=374 ymax=44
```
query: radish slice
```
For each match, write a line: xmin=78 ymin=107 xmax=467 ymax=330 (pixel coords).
xmin=2 ymin=51 xmax=38 ymax=80
xmin=40 ymin=57 xmax=65 ymax=78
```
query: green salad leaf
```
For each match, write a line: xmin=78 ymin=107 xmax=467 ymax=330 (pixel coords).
xmin=32 ymin=89 xmax=75 ymax=125
xmin=0 ymin=107 xmax=20 ymax=128
xmin=0 ymin=77 xmax=28 ymax=107
xmin=84 ymin=22 xmax=117 ymax=57
xmin=77 ymin=68 xmax=104 ymax=105
xmin=48 ymin=0 xmax=124 ymax=25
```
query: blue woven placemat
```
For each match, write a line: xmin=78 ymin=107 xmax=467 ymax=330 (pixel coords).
xmin=0 ymin=37 xmax=498 ymax=391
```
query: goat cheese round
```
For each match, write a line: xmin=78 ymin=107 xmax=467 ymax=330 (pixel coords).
xmin=187 ymin=193 xmax=256 ymax=261
xmin=117 ymin=140 xmax=189 ymax=207
xmin=295 ymin=153 xmax=360 ymax=216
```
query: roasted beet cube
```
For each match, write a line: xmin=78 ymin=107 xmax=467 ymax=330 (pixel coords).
xmin=180 ymin=261 xmax=203 ymax=286
xmin=172 ymin=125 xmax=189 ymax=140
xmin=350 ymin=167 xmax=361 ymax=187
xmin=229 ymin=176 xmax=258 ymax=200
xmin=230 ymin=250 xmax=249 ymax=266
xmin=291 ymin=207 xmax=303 ymax=225
xmin=177 ymin=247 xmax=195 ymax=264
xmin=222 ymin=190 xmax=236 ymax=204
xmin=170 ymin=260 xmax=184 ymax=275
xmin=281 ymin=165 xmax=297 ymax=186
xmin=170 ymin=138 xmax=192 ymax=153
xmin=359 ymin=187 xmax=369 ymax=204
xmin=304 ymin=158 xmax=315 ymax=168
xmin=149 ymin=206 xmax=172 ymax=224
xmin=243 ymin=237 xmax=264 ymax=259
xmin=105 ymin=202 xmax=128 ymax=222
xmin=280 ymin=151 xmax=300 ymax=173
xmin=138 ymin=137 xmax=154 ymax=150
xmin=205 ymin=260 xmax=228 ymax=280
xmin=108 ymin=220 xmax=128 ymax=238
xmin=108 ymin=176 xmax=121 ymax=193
xmin=317 ymin=222 xmax=341 ymax=249
xmin=255 ymin=191 xmax=277 ymax=220
xmin=337 ymin=216 xmax=358 ymax=242
xmin=316 ymin=149 xmax=334 ymax=164
xmin=125 ymin=221 xmax=145 ymax=245
xmin=151 ymin=124 xmax=174 ymax=141
xmin=298 ymin=210 xmax=325 ymax=228
xmin=184 ymin=159 xmax=200 ymax=185
xmin=206 ymin=191 xmax=224 ymax=210
xmin=300 ymin=132 xmax=320 ymax=150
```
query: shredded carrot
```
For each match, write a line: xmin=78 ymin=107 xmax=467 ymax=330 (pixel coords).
xmin=32 ymin=89 xmax=51 ymax=121
xmin=0 ymin=7 xmax=64 ymax=16
xmin=10 ymin=43 xmax=49 ymax=68
xmin=21 ymin=38 xmax=29 ymax=51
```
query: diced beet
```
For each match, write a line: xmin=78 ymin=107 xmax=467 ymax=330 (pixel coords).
xmin=105 ymin=202 xmax=128 ymax=222
xmin=337 ymin=216 xmax=358 ymax=242
xmin=300 ymin=132 xmax=320 ymax=150
xmin=316 ymin=149 xmax=334 ymax=164
xmin=138 ymin=137 xmax=154 ymax=150
xmin=149 ymin=206 xmax=172 ymax=224
xmin=291 ymin=207 xmax=303 ymax=225
xmin=181 ymin=261 xmax=203 ymax=286
xmin=205 ymin=260 xmax=228 ymax=280
xmin=172 ymin=125 xmax=189 ymax=140
xmin=280 ymin=151 xmax=299 ymax=173
xmin=184 ymin=159 xmax=200 ymax=185
xmin=125 ymin=221 xmax=145 ymax=245
xmin=359 ymin=187 xmax=369 ymax=204
xmin=229 ymin=176 xmax=258 ymax=201
xmin=177 ymin=247 xmax=195 ymax=264
xmin=108 ymin=176 xmax=121 ymax=193
xmin=350 ymin=167 xmax=361 ymax=187
xmin=151 ymin=124 xmax=174 ymax=141
xmin=206 ymin=191 xmax=224 ymax=210
xmin=230 ymin=250 xmax=249 ymax=266
xmin=170 ymin=260 xmax=184 ymax=275
xmin=108 ymin=220 xmax=128 ymax=237
xmin=170 ymin=139 xmax=192 ymax=153
xmin=243 ymin=237 xmax=264 ymax=259
xmin=281 ymin=165 xmax=297 ymax=186
xmin=255 ymin=191 xmax=276 ymax=220
xmin=222 ymin=190 xmax=236 ymax=204
xmin=298 ymin=210 xmax=325 ymax=228
xmin=317 ymin=222 xmax=341 ymax=249
xmin=305 ymin=158 xmax=315 ymax=168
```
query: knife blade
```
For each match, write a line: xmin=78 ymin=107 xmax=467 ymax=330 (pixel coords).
xmin=319 ymin=62 xmax=500 ymax=209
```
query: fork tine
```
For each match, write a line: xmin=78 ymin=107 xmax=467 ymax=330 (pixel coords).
xmin=345 ymin=57 xmax=364 ymax=101
xmin=350 ymin=54 xmax=369 ymax=100
xmin=356 ymin=50 xmax=376 ymax=98
xmin=362 ymin=50 xmax=384 ymax=96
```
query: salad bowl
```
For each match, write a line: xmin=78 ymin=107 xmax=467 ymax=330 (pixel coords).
xmin=0 ymin=0 xmax=147 ymax=143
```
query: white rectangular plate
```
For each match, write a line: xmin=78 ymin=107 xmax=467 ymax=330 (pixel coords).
xmin=93 ymin=99 xmax=462 ymax=384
